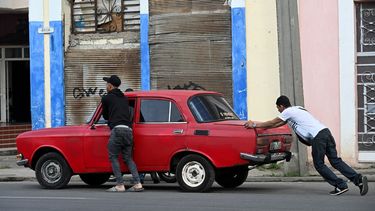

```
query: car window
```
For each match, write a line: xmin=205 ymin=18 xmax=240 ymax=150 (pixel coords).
xmin=189 ymin=95 xmax=239 ymax=123
xmin=140 ymin=99 xmax=184 ymax=123
xmin=88 ymin=99 xmax=135 ymax=125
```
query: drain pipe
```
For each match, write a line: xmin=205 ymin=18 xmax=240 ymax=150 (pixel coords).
xmin=42 ymin=0 xmax=51 ymax=128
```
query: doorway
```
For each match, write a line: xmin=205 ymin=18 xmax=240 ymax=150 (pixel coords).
xmin=6 ymin=61 xmax=30 ymax=123
xmin=0 ymin=47 xmax=30 ymax=124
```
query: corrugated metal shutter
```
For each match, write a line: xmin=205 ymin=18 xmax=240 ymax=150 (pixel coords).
xmin=64 ymin=49 xmax=140 ymax=125
xmin=149 ymin=0 xmax=233 ymax=104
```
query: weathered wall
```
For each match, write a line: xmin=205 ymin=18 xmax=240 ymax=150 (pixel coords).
xmin=246 ymin=0 xmax=280 ymax=121
xmin=298 ymin=0 xmax=341 ymax=153
xmin=65 ymin=1 xmax=141 ymax=125
xmin=148 ymin=0 xmax=233 ymax=104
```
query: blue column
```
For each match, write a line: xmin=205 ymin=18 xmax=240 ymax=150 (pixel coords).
xmin=49 ymin=21 xmax=65 ymax=127
xmin=29 ymin=21 xmax=45 ymax=129
xmin=29 ymin=0 xmax=65 ymax=129
xmin=140 ymin=0 xmax=150 ymax=90
xmin=231 ymin=0 xmax=247 ymax=120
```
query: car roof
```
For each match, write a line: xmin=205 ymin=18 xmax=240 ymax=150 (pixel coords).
xmin=123 ymin=90 xmax=221 ymax=98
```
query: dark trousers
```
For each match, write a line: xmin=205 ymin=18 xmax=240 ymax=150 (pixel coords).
xmin=311 ymin=128 xmax=361 ymax=189
xmin=108 ymin=127 xmax=140 ymax=185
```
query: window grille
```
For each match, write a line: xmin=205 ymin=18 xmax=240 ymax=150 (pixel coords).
xmin=72 ymin=0 xmax=140 ymax=33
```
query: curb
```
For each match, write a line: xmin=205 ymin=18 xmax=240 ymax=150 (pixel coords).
xmin=0 ymin=148 xmax=17 ymax=156
xmin=0 ymin=177 xmax=33 ymax=182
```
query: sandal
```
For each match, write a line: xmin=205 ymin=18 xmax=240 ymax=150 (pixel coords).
xmin=126 ymin=186 xmax=144 ymax=192
xmin=106 ymin=186 xmax=125 ymax=192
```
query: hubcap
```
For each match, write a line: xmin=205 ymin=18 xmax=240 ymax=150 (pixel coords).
xmin=41 ymin=160 xmax=62 ymax=183
xmin=181 ymin=161 xmax=205 ymax=187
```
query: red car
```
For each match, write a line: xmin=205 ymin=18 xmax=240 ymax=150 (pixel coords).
xmin=16 ymin=90 xmax=292 ymax=192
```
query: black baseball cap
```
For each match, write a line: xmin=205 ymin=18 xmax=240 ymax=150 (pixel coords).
xmin=103 ymin=75 xmax=121 ymax=87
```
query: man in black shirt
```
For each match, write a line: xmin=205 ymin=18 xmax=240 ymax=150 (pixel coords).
xmin=102 ymin=75 xmax=143 ymax=192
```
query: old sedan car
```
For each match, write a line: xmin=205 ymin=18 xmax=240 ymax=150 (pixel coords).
xmin=16 ymin=90 xmax=292 ymax=192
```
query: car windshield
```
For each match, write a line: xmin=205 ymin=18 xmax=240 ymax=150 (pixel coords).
xmin=188 ymin=95 xmax=239 ymax=122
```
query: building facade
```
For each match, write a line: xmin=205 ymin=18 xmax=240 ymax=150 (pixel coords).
xmin=0 ymin=0 xmax=373 ymax=165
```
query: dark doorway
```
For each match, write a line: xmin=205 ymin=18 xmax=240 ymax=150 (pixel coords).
xmin=7 ymin=61 xmax=30 ymax=123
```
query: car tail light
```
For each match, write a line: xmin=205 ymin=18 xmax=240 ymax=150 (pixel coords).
xmin=256 ymin=137 xmax=269 ymax=154
xmin=256 ymin=137 xmax=269 ymax=146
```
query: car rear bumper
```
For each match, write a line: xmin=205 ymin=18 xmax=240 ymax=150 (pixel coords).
xmin=240 ymin=152 xmax=292 ymax=164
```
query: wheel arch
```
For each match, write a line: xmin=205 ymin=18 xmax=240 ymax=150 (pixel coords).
xmin=169 ymin=150 xmax=217 ymax=173
xmin=31 ymin=146 xmax=69 ymax=170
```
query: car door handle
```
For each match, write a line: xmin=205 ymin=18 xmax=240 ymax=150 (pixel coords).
xmin=173 ymin=129 xmax=184 ymax=134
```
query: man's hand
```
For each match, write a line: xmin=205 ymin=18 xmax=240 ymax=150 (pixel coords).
xmin=244 ymin=120 xmax=256 ymax=129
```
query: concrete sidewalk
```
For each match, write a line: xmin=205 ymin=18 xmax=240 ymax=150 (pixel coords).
xmin=1 ymin=147 xmax=375 ymax=183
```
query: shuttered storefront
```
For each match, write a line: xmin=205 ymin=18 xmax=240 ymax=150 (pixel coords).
xmin=149 ymin=0 xmax=233 ymax=104
xmin=64 ymin=49 xmax=140 ymax=125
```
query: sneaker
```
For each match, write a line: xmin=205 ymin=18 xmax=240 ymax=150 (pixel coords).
xmin=358 ymin=176 xmax=368 ymax=196
xmin=329 ymin=187 xmax=348 ymax=196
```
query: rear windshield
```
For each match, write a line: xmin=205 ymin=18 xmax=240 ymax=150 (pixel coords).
xmin=188 ymin=95 xmax=239 ymax=123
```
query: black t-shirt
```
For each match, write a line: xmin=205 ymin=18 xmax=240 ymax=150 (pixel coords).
xmin=101 ymin=88 xmax=131 ymax=129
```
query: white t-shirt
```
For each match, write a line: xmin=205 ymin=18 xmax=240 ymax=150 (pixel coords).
xmin=278 ymin=106 xmax=326 ymax=141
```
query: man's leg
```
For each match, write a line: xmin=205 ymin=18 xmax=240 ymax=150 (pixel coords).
xmin=325 ymin=130 xmax=368 ymax=195
xmin=325 ymin=130 xmax=358 ymax=182
xmin=107 ymin=129 xmax=125 ymax=191
xmin=312 ymin=130 xmax=347 ymax=190
xmin=121 ymin=129 xmax=142 ymax=186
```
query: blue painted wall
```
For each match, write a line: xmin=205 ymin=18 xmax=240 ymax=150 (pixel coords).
xmin=29 ymin=21 xmax=65 ymax=129
xmin=140 ymin=14 xmax=150 ymax=90
xmin=49 ymin=21 xmax=65 ymax=127
xmin=29 ymin=22 xmax=45 ymax=129
xmin=232 ymin=7 xmax=247 ymax=120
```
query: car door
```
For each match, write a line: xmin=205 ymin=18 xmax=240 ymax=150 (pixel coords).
xmin=133 ymin=98 xmax=187 ymax=171
xmin=83 ymin=99 xmax=136 ymax=172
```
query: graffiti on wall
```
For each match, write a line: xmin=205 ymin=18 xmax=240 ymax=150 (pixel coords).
xmin=73 ymin=87 xmax=106 ymax=99
xmin=167 ymin=81 xmax=206 ymax=90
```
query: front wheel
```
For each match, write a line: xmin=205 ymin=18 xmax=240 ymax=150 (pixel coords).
xmin=80 ymin=173 xmax=110 ymax=186
xmin=176 ymin=154 xmax=215 ymax=192
xmin=215 ymin=166 xmax=248 ymax=188
xmin=35 ymin=152 xmax=72 ymax=189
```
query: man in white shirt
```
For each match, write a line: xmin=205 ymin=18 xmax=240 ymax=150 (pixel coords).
xmin=244 ymin=95 xmax=368 ymax=196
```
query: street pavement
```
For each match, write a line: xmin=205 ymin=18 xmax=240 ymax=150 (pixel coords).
xmin=0 ymin=181 xmax=374 ymax=211
xmin=1 ymin=147 xmax=375 ymax=211
xmin=1 ymin=147 xmax=375 ymax=183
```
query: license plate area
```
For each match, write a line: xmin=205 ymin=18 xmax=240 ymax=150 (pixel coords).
xmin=269 ymin=141 xmax=281 ymax=151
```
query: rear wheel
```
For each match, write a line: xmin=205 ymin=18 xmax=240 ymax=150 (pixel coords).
xmin=80 ymin=173 xmax=110 ymax=186
xmin=35 ymin=152 xmax=72 ymax=189
xmin=176 ymin=154 xmax=215 ymax=192
xmin=215 ymin=166 xmax=248 ymax=188
xmin=158 ymin=172 xmax=177 ymax=183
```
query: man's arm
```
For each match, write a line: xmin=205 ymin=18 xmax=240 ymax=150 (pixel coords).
xmin=244 ymin=117 xmax=286 ymax=129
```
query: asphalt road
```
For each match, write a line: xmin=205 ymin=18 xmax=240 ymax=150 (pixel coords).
xmin=0 ymin=181 xmax=374 ymax=211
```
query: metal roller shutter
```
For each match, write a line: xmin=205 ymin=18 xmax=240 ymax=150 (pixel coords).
xmin=64 ymin=48 xmax=140 ymax=125
xmin=149 ymin=0 xmax=233 ymax=104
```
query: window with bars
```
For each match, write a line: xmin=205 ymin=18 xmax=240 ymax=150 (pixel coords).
xmin=72 ymin=0 xmax=140 ymax=33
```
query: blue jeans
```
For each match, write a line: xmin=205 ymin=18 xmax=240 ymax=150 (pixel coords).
xmin=311 ymin=128 xmax=361 ymax=189
xmin=108 ymin=126 xmax=140 ymax=185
